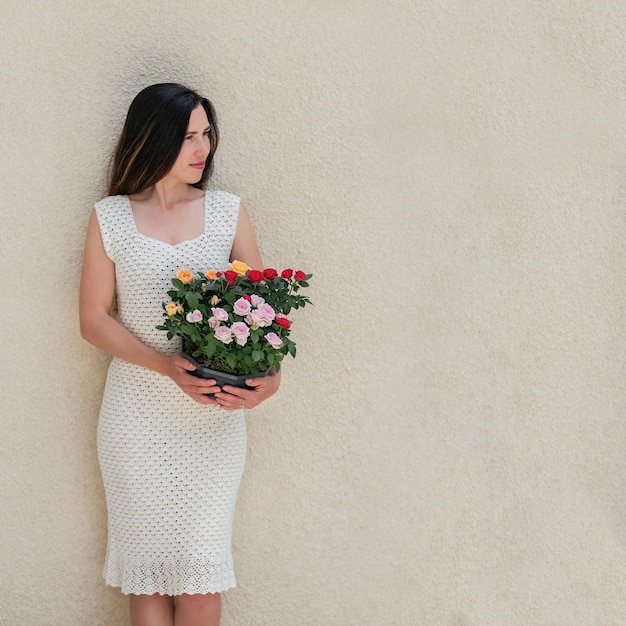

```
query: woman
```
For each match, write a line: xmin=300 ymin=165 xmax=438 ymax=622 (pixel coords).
xmin=80 ymin=83 xmax=279 ymax=626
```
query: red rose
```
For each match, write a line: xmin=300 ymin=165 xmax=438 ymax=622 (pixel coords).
xmin=275 ymin=315 xmax=291 ymax=329
xmin=295 ymin=270 xmax=306 ymax=281
xmin=263 ymin=268 xmax=278 ymax=280
xmin=281 ymin=269 xmax=294 ymax=279
xmin=243 ymin=295 xmax=252 ymax=302
xmin=247 ymin=269 xmax=264 ymax=282
xmin=216 ymin=271 xmax=222 ymax=277
xmin=224 ymin=270 xmax=238 ymax=281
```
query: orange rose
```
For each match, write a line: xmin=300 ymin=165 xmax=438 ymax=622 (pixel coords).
xmin=205 ymin=269 xmax=218 ymax=280
xmin=229 ymin=260 xmax=250 ymax=277
xmin=176 ymin=268 xmax=193 ymax=284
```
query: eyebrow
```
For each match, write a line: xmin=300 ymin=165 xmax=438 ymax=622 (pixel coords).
xmin=186 ymin=125 xmax=211 ymax=134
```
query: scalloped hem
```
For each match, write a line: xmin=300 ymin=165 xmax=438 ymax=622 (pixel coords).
xmin=104 ymin=555 xmax=237 ymax=596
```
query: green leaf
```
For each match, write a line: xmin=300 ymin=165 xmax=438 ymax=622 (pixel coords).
xmin=225 ymin=353 xmax=236 ymax=369
xmin=252 ymin=349 xmax=263 ymax=362
xmin=186 ymin=292 xmax=199 ymax=308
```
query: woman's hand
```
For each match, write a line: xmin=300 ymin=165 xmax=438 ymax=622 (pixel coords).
xmin=215 ymin=368 xmax=281 ymax=410
xmin=162 ymin=355 xmax=221 ymax=405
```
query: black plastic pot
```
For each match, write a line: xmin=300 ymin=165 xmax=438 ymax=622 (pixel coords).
xmin=181 ymin=352 xmax=268 ymax=395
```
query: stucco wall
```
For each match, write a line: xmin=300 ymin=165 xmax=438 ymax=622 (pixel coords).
xmin=1 ymin=1 xmax=625 ymax=624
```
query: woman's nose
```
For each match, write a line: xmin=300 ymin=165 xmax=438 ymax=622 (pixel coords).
xmin=198 ymin=135 xmax=210 ymax=155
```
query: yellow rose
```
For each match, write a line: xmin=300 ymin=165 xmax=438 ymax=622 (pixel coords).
xmin=205 ymin=269 xmax=218 ymax=280
xmin=229 ymin=260 xmax=250 ymax=277
xmin=176 ymin=268 xmax=193 ymax=284
xmin=176 ymin=304 xmax=184 ymax=315
xmin=165 ymin=302 xmax=178 ymax=316
xmin=210 ymin=295 xmax=220 ymax=306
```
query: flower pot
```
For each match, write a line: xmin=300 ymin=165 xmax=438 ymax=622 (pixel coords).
xmin=182 ymin=352 xmax=268 ymax=396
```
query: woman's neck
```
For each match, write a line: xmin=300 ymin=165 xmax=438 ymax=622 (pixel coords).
xmin=133 ymin=182 xmax=200 ymax=212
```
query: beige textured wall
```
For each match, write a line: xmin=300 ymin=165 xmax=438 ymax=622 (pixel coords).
xmin=1 ymin=1 xmax=625 ymax=624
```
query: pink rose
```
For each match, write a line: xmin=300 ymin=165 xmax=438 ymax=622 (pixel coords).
xmin=250 ymin=294 xmax=265 ymax=308
xmin=211 ymin=307 xmax=229 ymax=322
xmin=186 ymin=309 xmax=203 ymax=323
xmin=214 ymin=326 xmax=233 ymax=344
xmin=231 ymin=322 xmax=250 ymax=346
xmin=233 ymin=297 xmax=252 ymax=316
xmin=266 ymin=332 xmax=283 ymax=349
xmin=257 ymin=303 xmax=276 ymax=325
xmin=246 ymin=311 xmax=262 ymax=330
xmin=208 ymin=316 xmax=220 ymax=329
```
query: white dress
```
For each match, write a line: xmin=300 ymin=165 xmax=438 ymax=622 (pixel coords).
xmin=95 ymin=190 xmax=246 ymax=596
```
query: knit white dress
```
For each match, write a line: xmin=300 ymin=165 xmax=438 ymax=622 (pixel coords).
xmin=95 ymin=190 xmax=246 ymax=596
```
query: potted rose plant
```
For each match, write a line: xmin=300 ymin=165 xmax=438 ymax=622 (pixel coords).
xmin=157 ymin=261 xmax=312 ymax=391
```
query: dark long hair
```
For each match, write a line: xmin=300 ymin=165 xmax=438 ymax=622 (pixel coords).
xmin=108 ymin=83 xmax=219 ymax=196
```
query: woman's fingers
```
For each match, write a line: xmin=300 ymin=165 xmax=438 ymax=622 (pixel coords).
xmin=190 ymin=369 xmax=282 ymax=410
xmin=165 ymin=356 xmax=223 ymax=403
xmin=216 ymin=378 xmax=276 ymax=409
xmin=214 ymin=387 xmax=248 ymax=410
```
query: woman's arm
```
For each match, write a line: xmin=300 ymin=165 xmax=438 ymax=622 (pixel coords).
xmin=79 ymin=209 xmax=220 ymax=405
xmin=229 ymin=201 xmax=263 ymax=269
xmin=217 ymin=202 xmax=281 ymax=409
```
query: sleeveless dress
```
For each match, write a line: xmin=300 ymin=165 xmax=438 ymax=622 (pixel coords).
xmin=94 ymin=190 xmax=246 ymax=596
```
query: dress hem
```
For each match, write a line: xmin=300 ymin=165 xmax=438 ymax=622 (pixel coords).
xmin=103 ymin=553 xmax=238 ymax=597
xmin=106 ymin=580 xmax=237 ymax=596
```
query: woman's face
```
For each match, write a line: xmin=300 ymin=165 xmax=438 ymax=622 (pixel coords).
xmin=165 ymin=104 xmax=211 ymax=185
